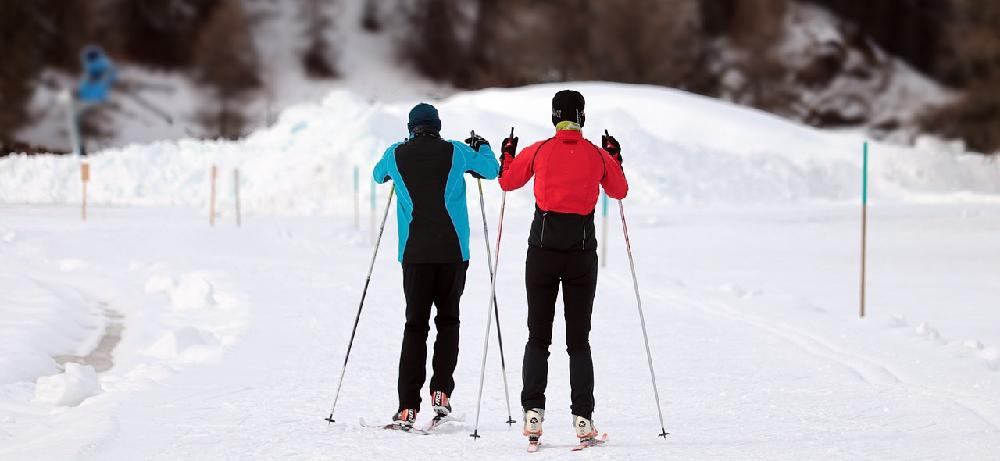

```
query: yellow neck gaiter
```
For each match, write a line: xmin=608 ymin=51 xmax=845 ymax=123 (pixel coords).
xmin=555 ymin=121 xmax=582 ymax=131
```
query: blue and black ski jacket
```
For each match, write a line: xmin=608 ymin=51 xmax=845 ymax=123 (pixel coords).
xmin=373 ymin=133 xmax=500 ymax=264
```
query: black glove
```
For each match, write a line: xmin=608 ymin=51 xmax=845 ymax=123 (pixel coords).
xmin=501 ymin=134 xmax=518 ymax=157
xmin=465 ymin=131 xmax=489 ymax=152
xmin=499 ymin=130 xmax=518 ymax=178
xmin=468 ymin=171 xmax=485 ymax=179
xmin=602 ymin=129 xmax=622 ymax=164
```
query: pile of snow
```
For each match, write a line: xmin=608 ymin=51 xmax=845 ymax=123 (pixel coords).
xmin=145 ymin=274 xmax=217 ymax=311
xmin=143 ymin=327 xmax=219 ymax=361
xmin=33 ymin=363 xmax=101 ymax=407
xmin=2 ymin=83 xmax=999 ymax=213
xmin=0 ymin=270 xmax=101 ymax=385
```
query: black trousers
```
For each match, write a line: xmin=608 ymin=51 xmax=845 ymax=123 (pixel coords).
xmin=521 ymin=246 xmax=598 ymax=419
xmin=398 ymin=261 xmax=468 ymax=412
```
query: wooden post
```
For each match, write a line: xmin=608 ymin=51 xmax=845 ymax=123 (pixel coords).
xmin=80 ymin=161 xmax=90 ymax=221
xmin=210 ymin=165 xmax=217 ymax=227
xmin=233 ymin=168 xmax=242 ymax=227
xmin=600 ymin=190 xmax=609 ymax=267
xmin=370 ymin=179 xmax=377 ymax=243
xmin=354 ymin=165 xmax=360 ymax=229
xmin=860 ymin=142 xmax=869 ymax=318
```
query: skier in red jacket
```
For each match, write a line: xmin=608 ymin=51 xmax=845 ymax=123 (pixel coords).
xmin=497 ymin=90 xmax=628 ymax=448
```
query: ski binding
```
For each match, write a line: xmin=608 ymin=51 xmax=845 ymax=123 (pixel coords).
xmin=527 ymin=436 xmax=541 ymax=453
xmin=359 ymin=417 xmax=429 ymax=435
xmin=571 ymin=432 xmax=608 ymax=451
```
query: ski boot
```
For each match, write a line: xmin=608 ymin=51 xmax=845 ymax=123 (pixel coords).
xmin=427 ymin=391 xmax=452 ymax=430
xmin=430 ymin=391 xmax=451 ymax=417
xmin=524 ymin=408 xmax=544 ymax=452
xmin=388 ymin=408 xmax=417 ymax=431
xmin=572 ymin=415 xmax=607 ymax=450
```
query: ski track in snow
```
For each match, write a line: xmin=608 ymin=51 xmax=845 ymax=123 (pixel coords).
xmin=653 ymin=288 xmax=1000 ymax=435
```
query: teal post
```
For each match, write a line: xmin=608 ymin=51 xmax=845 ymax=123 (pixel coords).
xmin=860 ymin=142 xmax=868 ymax=318
xmin=600 ymin=190 xmax=609 ymax=267
xmin=862 ymin=142 xmax=868 ymax=206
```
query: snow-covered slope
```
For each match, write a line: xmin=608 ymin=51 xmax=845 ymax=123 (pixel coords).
xmin=3 ymin=83 xmax=999 ymax=213
xmin=3 ymin=83 xmax=1000 ymax=459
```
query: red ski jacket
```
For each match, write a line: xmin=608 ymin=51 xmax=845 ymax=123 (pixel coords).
xmin=499 ymin=129 xmax=628 ymax=250
xmin=499 ymin=129 xmax=628 ymax=213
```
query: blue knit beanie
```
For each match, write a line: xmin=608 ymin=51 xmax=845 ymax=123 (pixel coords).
xmin=407 ymin=103 xmax=441 ymax=133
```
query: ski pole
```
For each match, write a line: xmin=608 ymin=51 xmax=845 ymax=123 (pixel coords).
xmin=475 ymin=173 xmax=516 ymax=426
xmin=325 ymin=183 xmax=395 ymax=424
xmin=618 ymin=198 xmax=669 ymax=439
xmin=470 ymin=127 xmax=515 ymax=437
xmin=470 ymin=189 xmax=506 ymax=439
xmin=119 ymin=86 xmax=175 ymax=125
xmin=603 ymin=128 xmax=666 ymax=438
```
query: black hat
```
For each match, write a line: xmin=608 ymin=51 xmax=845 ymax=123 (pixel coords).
xmin=408 ymin=103 xmax=441 ymax=133
xmin=551 ymin=90 xmax=585 ymax=127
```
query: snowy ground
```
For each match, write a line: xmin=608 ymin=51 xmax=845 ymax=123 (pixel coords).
xmin=1 ymin=200 xmax=998 ymax=460
xmin=2 ymin=83 xmax=999 ymax=459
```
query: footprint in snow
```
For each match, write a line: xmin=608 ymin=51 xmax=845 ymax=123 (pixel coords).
xmin=718 ymin=283 xmax=760 ymax=299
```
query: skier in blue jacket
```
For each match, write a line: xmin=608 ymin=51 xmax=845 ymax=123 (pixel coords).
xmin=373 ymin=103 xmax=500 ymax=430
xmin=70 ymin=45 xmax=117 ymax=156
xmin=77 ymin=45 xmax=117 ymax=104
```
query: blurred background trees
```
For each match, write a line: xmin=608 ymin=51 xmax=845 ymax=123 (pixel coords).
xmin=391 ymin=0 xmax=998 ymax=153
xmin=1 ymin=0 xmax=997 ymax=153
xmin=194 ymin=0 xmax=260 ymax=139
xmin=300 ymin=0 xmax=338 ymax=79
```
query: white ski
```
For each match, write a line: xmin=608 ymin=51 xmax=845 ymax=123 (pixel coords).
xmin=358 ymin=417 xmax=429 ymax=435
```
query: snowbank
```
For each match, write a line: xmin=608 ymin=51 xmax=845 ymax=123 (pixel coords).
xmin=0 ymin=270 xmax=102 ymax=385
xmin=2 ymin=83 xmax=999 ymax=214
xmin=33 ymin=363 xmax=101 ymax=406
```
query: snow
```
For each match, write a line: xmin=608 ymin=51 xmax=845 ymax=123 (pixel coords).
xmin=33 ymin=363 xmax=101 ymax=407
xmin=3 ymin=83 xmax=999 ymax=214
xmin=145 ymin=273 xmax=218 ymax=311
xmin=1 ymin=83 xmax=999 ymax=458
xmin=0 ymin=202 xmax=998 ymax=459
xmin=0 ymin=267 xmax=103 ymax=385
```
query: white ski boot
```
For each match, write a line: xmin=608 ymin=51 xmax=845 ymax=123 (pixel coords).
xmin=524 ymin=408 xmax=544 ymax=452
xmin=572 ymin=415 xmax=607 ymax=450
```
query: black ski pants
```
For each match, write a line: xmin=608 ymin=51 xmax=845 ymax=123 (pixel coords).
xmin=397 ymin=261 xmax=468 ymax=412
xmin=521 ymin=246 xmax=598 ymax=419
